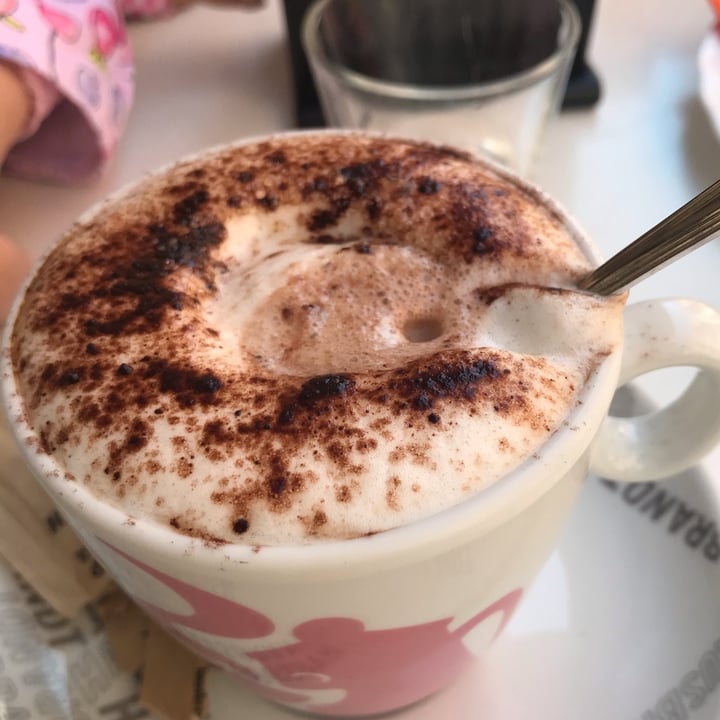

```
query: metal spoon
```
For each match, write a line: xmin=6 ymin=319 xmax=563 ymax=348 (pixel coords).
xmin=578 ymin=178 xmax=720 ymax=295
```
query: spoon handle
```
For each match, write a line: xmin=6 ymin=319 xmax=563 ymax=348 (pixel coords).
xmin=578 ymin=178 xmax=720 ymax=295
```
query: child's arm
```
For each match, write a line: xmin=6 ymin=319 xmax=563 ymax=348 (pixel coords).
xmin=0 ymin=0 xmax=264 ymax=183
xmin=0 ymin=0 xmax=133 ymax=184
xmin=0 ymin=63 xmax=31 ymax=323
xmin=0 ymin=233 xmax=30 ymax=324
xmin=0 ymin=61 xmax=29 ymax=165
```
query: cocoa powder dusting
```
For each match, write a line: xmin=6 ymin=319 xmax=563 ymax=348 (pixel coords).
xmin=8 ymin=134 xmax=617 ymax=545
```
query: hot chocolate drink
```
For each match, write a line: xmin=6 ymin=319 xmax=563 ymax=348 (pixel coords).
xmin=6 ymin=134 xmax=624 ymax=545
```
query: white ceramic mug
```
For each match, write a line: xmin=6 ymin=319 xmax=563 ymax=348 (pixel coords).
xmin=4 ymin=135 xmax=720 ymax=718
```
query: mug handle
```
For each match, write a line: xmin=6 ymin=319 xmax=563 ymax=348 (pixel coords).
xmin=590 ymin=298 xmax=720 ymax=482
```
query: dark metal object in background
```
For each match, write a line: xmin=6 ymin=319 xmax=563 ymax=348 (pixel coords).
xmin=562 ymin=0 xmax=601 ymax=108
xmin=283 ymin=0 xmax=327 ymax=127
xmin=282 ymin=0 xmax=601 ymax=128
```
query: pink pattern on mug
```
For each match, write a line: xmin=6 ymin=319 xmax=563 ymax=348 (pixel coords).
xmin=104 ymin=543 xmax=522 ymax=715
xmin=246 ymin=592 xmax=522 ymax=715
xmin=105 ymin=543 xmax=275 ymax=639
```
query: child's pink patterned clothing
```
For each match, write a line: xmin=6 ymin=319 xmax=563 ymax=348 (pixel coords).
xmin=0 ymin=0 xmax=169 ymax=183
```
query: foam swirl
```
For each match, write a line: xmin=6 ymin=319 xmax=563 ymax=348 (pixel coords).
xmin=9 ymin=135 xmax=624 ymax=544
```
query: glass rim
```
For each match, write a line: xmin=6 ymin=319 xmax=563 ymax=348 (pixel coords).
xmin=301 ymin=0 xmax=582 ymax=103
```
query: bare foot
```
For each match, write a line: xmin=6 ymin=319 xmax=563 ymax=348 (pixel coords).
xmin=0 ymin=234 xmax=31 ymax=324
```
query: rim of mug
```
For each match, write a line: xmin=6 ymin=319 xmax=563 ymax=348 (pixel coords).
xmin=301 ymin=0 xmax=582 ymax=104
xmin=0 ymin=129 xmax=622 ymax=576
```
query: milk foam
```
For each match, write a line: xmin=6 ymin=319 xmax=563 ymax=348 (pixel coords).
xmin=8 ymin=135 xmax=625 ymax=545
